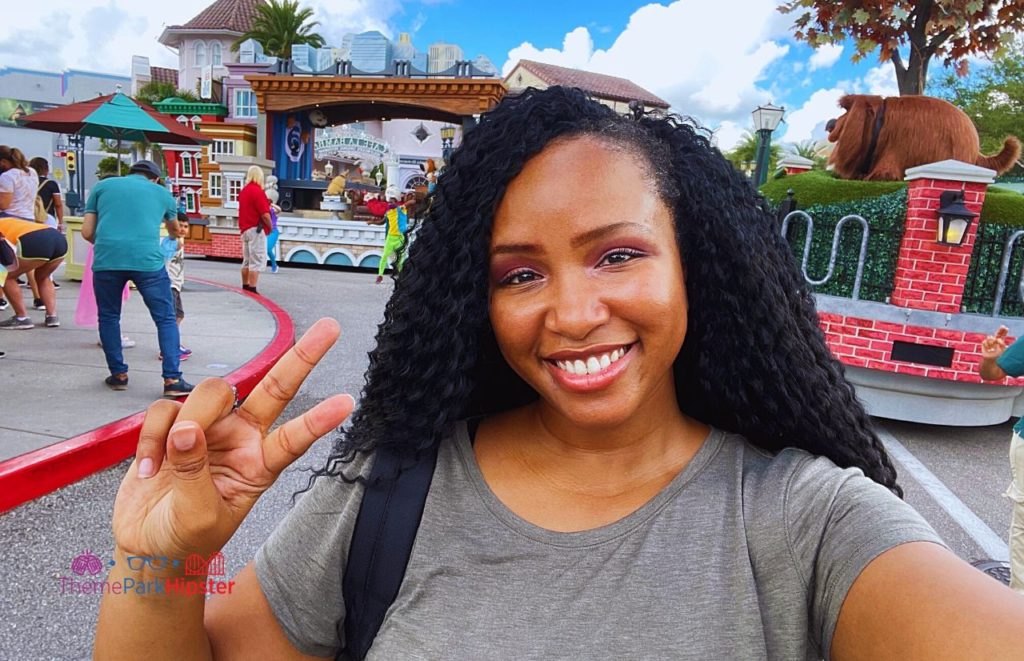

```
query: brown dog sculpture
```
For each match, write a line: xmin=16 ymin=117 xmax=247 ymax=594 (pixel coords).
xmin=825 ymin=94 xmax=1020 ymax=180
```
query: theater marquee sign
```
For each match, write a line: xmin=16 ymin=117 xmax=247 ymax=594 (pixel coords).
xmin=314 ymin=127 xmax=391 ymax=162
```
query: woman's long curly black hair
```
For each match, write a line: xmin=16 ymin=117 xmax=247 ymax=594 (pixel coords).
xmin=308 ymin=85 xmax=901 ymax=496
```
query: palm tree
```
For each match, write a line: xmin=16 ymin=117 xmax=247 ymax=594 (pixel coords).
xmin=134 ymin=81 xmax=198 ymax=107
xmin=788 ymin=139 xmax=828 ymax=170
xmin=232 ymin=0 xmax=325 ymax=59
xmin=725 ymin=131 xmax=782 ymax=178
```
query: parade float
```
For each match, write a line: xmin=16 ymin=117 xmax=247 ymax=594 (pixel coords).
xmin=767 ymin=94 xmax=1024 ymax=426
xmin=180 ymin=57 xmax=504 ymax=270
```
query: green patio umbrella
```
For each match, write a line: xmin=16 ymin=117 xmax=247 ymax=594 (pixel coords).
xmin=16 ymin=92 xmax=210 ymax=173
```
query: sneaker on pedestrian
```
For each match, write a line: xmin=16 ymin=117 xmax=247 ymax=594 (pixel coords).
xmin=271 ymin=264 xmax=279 ymax=273
xmin=0 ymin=298 xmax=7 ymax=311
xmin=0 ymin=316 xmax=34 ymax=330
xmin=16 ymin=277 xmax=26 ymax=286
xmin=163 ymin=378 xmax=195 ymax=398
xmin=375 ymin=275 xmax=384 ymax=284
xmin=52 ymin=281 xmax=61 ymax=289
xmin=158 ymin=346 xmax=192 ymax=362
xmin=105 ymin=374 xmax=129 ymax=391
xmin=0 ymin=349 xmax=5 ymax=358
xmin=33 ymin=298 xmax=46 ymax=310
xmin=44 ymin=315 xmax=60 ymax=327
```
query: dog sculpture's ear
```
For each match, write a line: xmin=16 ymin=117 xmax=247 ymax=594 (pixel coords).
xmin=829 ymin=95 xmax=875 ymax=178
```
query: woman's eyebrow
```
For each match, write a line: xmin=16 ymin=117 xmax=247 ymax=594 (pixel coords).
xmin=569 ymin=221 xmax=652 ymax=249
xmin=490 ymin=222 xmax=652 ymax=257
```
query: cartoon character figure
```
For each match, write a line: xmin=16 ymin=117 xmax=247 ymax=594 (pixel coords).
xmin=284 ymin=116 xmax=309 ymax=163
xmin=422 ymin=158 xmax=438 ymax=193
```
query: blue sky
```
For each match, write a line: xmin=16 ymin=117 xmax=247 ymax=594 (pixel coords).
xmin=4 ymin=0 xmax=940 ymax=150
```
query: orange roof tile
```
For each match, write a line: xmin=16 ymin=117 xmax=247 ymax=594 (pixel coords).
xmin=170 ymin=0 xmax=263 ymax=33
xmin=509 ymin=60 xmax=669 ymax=109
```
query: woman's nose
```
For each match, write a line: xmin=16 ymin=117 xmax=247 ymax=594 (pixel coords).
xmin=544 ymin=278 xmax=610 ymax=339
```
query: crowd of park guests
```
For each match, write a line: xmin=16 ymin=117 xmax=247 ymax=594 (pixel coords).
xmin=0 ymin=145 xmax=194 ymax=397
xmin=0 ymin=146 xmax=67 ymax=359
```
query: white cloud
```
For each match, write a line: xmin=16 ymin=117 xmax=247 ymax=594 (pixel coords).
xmin=502 ymin=0 xmax=790 ymax=130
xmin=712 ymin=121 xmax=749 ymax=153
xmin=778 ymin=87 xmax=845 ymax=144
xmin=861 ymin=63 xmax=899 ymax=96
xmin=808 ymin=44 xmax=843 ymax=71
xmin=0 ymin=0 xmax=406 ymax=76
xmin=504 ymin=27 xmax=595 ymax=73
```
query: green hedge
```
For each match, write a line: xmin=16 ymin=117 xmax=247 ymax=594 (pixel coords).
xmin=767 ymin=171 xmax=1024 ymax=311
xmin=761 ymin=170 xmax=906 ymax=207
xmin=981 ymin=187 xmax=1024 ymax=227
xmin=762 ymin=170 xmax=1024 ymax=227
xmin=780 ymin=189 xmax=907 ymax=302
xmin=964 ymin=221 xmax=1024 ymax=316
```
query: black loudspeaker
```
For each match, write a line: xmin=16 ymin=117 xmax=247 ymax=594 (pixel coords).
xmin=280 ymin=188 xmax=294 ymax=212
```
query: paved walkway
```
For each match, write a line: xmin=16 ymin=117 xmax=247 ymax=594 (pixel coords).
xmin=0 ymin=271 xmax=277 ymax=462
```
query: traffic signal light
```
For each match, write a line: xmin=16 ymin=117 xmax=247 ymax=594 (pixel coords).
xmin=66 ymin=152 xmax=77 ymax=173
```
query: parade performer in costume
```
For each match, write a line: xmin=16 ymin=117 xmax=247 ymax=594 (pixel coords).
xmin=375 ymin=185 xmax=410 ymax=284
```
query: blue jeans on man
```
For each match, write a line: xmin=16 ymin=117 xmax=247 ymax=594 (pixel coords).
xmin=94 ymin=268 xmax=182 ymax=379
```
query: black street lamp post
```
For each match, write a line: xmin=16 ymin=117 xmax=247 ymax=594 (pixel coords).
xmin=751 ymin=103 xmax=785 ymax=188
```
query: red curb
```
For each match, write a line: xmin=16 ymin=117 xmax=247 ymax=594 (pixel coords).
xmin=0 ymin=278 xmax=295 ymax=513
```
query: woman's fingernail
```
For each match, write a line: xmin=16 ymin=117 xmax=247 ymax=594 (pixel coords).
xmin=172 ymin=426 xmax=196 ymax=452
xmin=138 ymin=457 xmax=154 ymax=478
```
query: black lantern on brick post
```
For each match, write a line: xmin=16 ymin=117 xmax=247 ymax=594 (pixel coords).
xmin=936 ymin=189 xmax=977 ymax=246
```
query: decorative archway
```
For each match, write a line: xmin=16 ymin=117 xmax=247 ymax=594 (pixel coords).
xmin=286 ymin=247 xmax=320 ymax=264
xmin=247 ymin=76 xmax=506 ymax=120
xmin=323 ymin=249 xmax=356 ymax=266
xmin=358 ymin=252 xmax=382 ymax=269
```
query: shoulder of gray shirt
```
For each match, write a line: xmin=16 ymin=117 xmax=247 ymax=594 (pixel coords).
xmin=255 ymin=431 xmax=941 ymax=658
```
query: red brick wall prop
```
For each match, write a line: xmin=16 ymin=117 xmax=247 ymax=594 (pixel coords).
xmin=818 ymin=311 xmax=1024 ymax=385
xmin=184 ymin=232 xmax=242 ymax=260
xmin=890 ymin=179 xmax=988 ymax=314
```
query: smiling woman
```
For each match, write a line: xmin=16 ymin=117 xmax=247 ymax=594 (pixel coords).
xmin=96 ymin=86 xmax=1024 ymax=661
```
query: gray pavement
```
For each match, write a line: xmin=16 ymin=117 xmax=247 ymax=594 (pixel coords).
xmin=0 ymin=259 xmax=391 ymax=661
xmin=0 ymin=268 xmax=275 ymax=462
xmin=0 ymin=258 xmax=1019 ymax=659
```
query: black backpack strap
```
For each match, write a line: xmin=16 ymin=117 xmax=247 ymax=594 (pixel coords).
xmin=339 ymin=442 xmax=440 ymax=660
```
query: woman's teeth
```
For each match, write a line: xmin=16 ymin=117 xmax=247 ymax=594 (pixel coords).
xmin=555 ymin=347 xmax=628 ymax=376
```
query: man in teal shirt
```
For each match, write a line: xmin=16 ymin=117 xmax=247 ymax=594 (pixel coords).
xmin=83 ymin=160 xmax=194 ymax=398
xmin=980 ymin=324 xmax=1024 ymax=593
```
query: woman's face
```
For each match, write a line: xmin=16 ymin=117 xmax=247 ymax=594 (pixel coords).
xmin=488 ymin=136 xmax=687 ymax=429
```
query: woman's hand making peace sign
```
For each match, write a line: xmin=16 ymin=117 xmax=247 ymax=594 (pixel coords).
xmin=110 ymin=318 xmax=355 ymax=562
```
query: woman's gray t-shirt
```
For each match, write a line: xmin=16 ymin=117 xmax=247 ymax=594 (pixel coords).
xmin=255 ymin=425 xmax=944 ymax=660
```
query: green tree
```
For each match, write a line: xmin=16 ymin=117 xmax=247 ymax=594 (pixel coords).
xmin=96 ymin=156 xmax=130 ymax=178
xmin=134 ymin=81 xmax=199 ymax=107
xmin=725 ymin=131 xmax=783 ymax=178
xmin=932 ymin=46 xmax=1024 ymax=174
xmin=232 ymin=0 xmax=325 ymax=59
xmin=778 ymin=1 xmax=1024 ymax=95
